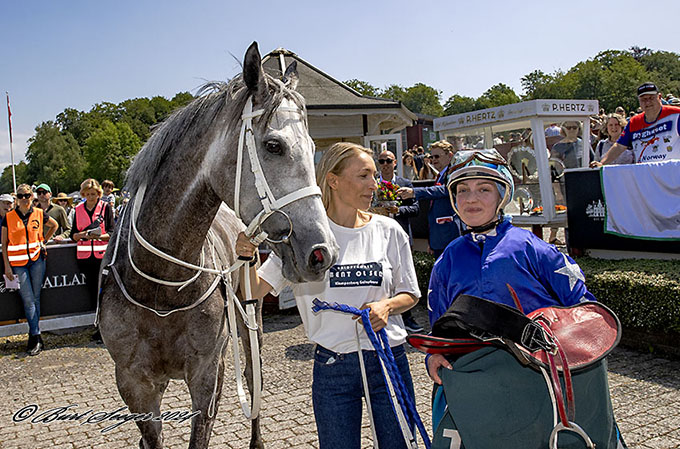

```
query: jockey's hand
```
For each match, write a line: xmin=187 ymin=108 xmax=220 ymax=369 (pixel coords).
xmin=235 ymin=232 xmax=258 ymax=259
xmin=355 ymin=300 xmax=391 ymax=332
xmin=397 ymin=187 xmax=414 ymax=199
xmin=427 ymin=354 xmax=453 ymax=385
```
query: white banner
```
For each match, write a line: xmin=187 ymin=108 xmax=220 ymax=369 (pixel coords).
xmin=602 ymin=160 xmax=680 ymax=240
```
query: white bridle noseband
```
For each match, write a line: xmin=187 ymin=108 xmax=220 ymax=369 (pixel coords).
xmin=100 ymin=94 xmax=321 ymax=421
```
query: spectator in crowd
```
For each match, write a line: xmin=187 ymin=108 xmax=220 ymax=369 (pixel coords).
xmin=615 ymin=106 xmax=626 ymax=117
xmin=544 ymin=123 xmax=562 ymax=137
xmin=52 ymin=192 xmax=74 ymax=217
xmin=0 ymin=193 xmax=14 ymax=220
xmin=35 ymin=183 xmax=71 ymax=242
xmin=593 ymin=82 xmax=680 ymax=166
xmin=589 ymin=116 xmax=604 ymax=148
xmin=70 ymin=178 xmax=115 ymax=342
xmin=594 ymin=114 xmax=633 ymax=164
xmin=402 ymin=152 xmax=419 ymax=180
xmin=413 ymin=146 xmax=425 ymax=172
xmin=101 ymin=180 xmax=116 ymax=207
xmin=397 ymin=140 xmax=461 ymax=258
xmin=377 ymin=149 xmax=422 ymax=332
xmin=235 ymin=142 xmax=420 ymax=449
xmin=419 ymin=154 xmax=437 ymax=180
xmin=2 ymin=184 xmax=58 ymax=356
xmin=551 ymin=121 xmax=584 ymax=169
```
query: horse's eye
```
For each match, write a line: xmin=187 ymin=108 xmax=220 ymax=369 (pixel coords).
xmin=265 ymin=140 xmax=283 ymax=155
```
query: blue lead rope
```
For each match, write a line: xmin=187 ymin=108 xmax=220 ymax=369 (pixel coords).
xmin=311 ymin=298 xmax=431 ymax=449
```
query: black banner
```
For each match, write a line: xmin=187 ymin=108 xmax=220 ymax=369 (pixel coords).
xmin=0 ymin=243 xmax=95 ymax=322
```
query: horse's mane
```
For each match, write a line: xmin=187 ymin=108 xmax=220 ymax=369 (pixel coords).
xmin=124 ymin=72 xmax=306 ymax=194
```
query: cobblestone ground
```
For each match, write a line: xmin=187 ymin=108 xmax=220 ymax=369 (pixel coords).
xmin=1 ymin=304 xmax=678 ymax=449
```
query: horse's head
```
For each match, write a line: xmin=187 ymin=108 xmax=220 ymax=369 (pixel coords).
xmin=207 ymin=42 xmax=337 ymax=282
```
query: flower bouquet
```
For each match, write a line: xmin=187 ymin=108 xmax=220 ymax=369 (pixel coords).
xmin=370 ymin=180 xmax=401 ymax=216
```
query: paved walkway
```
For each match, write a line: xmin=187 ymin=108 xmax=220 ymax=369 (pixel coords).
xmin=1 ymin=304 xmax=678 ymax=449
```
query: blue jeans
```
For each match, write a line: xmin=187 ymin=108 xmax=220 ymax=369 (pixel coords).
xmin=312 ymin=344 xmax=415 ymax=449
xmin=13 ymin=256 xmax=46 ymax=336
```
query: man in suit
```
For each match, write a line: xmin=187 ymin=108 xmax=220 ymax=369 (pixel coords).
xmin=377 ymin=150 xmax=423 ymax=332
xmin=397 ymin=140 xmax=461 ymax=259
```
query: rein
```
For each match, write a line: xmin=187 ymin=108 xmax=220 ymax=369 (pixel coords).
xmin=100 ymin=94 xmax=322 ymax=421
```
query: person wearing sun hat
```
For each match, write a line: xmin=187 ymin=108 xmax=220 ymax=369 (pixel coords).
xmin=51 ymin=192 xmax=74 ymax=214
xmin=593 ymin=82 xmax=680 ymax=165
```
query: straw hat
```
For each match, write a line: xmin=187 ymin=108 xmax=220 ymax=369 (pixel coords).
xmin=51 ymin=192 xmax=74 ymax=206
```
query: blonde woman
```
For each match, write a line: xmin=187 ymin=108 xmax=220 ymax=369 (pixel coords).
xmin=70 ymin=179 xmax=115 ymax=318
xmin=595 ymin=114 xmax=633 ymax=164
xmin=2 ymin=184 xmax=58 ymax=355
xmin=235 ymin=142 xmax=420 ymax=449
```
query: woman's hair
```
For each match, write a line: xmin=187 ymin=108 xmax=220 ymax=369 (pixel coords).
xmin=101 ymin=179 xmax=115 ymax=189
xmin=80 ymin=178 xmax=103 ymax=197
xmin=431 ymin=140 xmax=454 ymax=153
xmin=604 ymin=114 xmax=627 ymax=138
xmin=316 ymin=142 xmax=373 ymax=209
xmin=16 ymin=183 xmax=32 ymax=194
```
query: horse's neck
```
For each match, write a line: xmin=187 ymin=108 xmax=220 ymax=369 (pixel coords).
xmin=130 ymin=175 xmax=224 ymax=279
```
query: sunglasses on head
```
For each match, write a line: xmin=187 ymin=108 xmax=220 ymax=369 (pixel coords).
xmin=377 ymin=159 xmax=394 ymax=164
xmin=17 ymin=193 xmax=32 ymax=199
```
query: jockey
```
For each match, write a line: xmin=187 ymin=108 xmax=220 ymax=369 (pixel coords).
xmin=424 ymin=149 xmax=627 ymax=448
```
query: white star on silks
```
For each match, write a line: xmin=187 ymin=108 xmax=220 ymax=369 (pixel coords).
xmin=554 ymin=253 xmax=585 ymax=291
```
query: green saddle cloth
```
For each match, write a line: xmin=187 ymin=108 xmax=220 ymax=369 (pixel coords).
xmin=432 ymin=347 xmax=625 ymax=449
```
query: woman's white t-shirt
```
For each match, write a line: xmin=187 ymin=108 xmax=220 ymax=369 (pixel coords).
xmin=258 ymin=214 xmax=421 ymax=354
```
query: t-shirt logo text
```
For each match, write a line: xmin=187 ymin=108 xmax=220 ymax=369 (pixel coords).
xmin=329 ymin=263 xmax=383 ymax=288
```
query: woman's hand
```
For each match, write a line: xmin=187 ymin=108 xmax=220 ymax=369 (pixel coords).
xmin=4 ymin=268 xmax=14 ymax=282
xmin=397 ymin=187 xmax=414 ymax=199
xmin=427 ymin=354 xmax=453 ymax=385
xmin=355 ymin=299 xmax=392 ymax=332
xmin=235 ymin=232 xmax=258 ymax=259
xmin=589 ymin=161 xmax=603 ymax=168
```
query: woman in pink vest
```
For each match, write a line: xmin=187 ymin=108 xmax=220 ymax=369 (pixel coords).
xmin=70 ymin=179 xmax=114 ymax=323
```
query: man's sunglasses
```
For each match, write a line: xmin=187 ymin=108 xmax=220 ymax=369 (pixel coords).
xmin=564 ymin=126 xmax=578 ymax=130
xmin=16 ymin=193 xmax=32 ymax=199
xmin=36 ymin=190 xmax=48 ymax=195
xmin=377 ymin=159 xmax=394 ymax=164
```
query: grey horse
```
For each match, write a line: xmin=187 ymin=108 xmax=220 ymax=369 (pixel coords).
xmin=98 ymin=42 xmax=338 ymax=449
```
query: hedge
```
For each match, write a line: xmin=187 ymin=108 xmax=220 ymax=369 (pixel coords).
xmin=412 ymin=252 xmax=680 ymax=352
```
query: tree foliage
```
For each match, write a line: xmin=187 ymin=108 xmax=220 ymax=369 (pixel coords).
xmin=343 ymin=79 xmax=381 ymax=97
xmin=25 ymin=121 xmax=86 ymax=193
xmin=8 ymin=91 xmax=195 ymax=194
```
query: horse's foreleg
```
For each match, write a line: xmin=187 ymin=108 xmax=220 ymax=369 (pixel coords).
xmin=186 ymin=351 xmax=225 ymax=449
xmin=115 ymin=366 xmax=168 ymax=449
xmin=238 ymin=297 xmax=264 ymax=449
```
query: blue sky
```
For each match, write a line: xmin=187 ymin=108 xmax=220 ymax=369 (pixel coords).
xmin=2 ymin=0 xmax=680 ymax=169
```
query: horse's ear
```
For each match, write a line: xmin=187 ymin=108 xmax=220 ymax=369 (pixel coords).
xmin=282 ymin=61 xmax=299 ymax=91
xmin=243 ymin=42 xmax=267 ymax=101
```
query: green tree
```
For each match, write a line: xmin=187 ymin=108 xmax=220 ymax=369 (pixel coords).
xmin=0 ymin=162 xmax=29 ymax=193
xmin=401 ymin=83 xmax=444 ymax=116
xmin=443 ymin=94 xmax=477 ymax=115
xmin=600 ymin=55 xmax=650 ymax=112
xmin=84 ymin=121 xmax=141 ymax=186
xmin=380 ymin=84 xmax=406 ymax=102
xmin=56 ymin=108 xmax=93 ymax=147
xmin=25 ymin=121 xmax=86 ymax=193
xmin=170 ymin=92 xmax=194 ymax=109
xmin=343 ymin=79 xmax=380 ymax=97
xmin=475 ymin=83 xmax=520 ymax=109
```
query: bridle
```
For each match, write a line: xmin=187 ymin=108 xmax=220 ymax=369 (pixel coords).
xmin=98 ymin=93 xmax=322 ymax=421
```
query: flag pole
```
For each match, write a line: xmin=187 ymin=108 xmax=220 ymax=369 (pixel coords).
xmin=6 ymin=92 xmax=16 ymax=193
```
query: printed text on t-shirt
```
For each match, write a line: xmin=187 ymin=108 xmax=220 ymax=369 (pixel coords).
xmin=329 ymin=263 xmax=383 ymax=287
